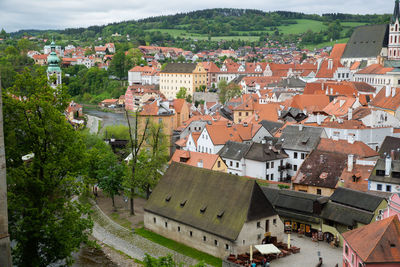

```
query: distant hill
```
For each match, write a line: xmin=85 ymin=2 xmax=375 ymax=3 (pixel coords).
xmin=10 ymin=8 xmax=391 ymax=48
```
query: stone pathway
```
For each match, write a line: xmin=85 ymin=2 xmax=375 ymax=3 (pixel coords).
xmin=86 ymin=115 xmax=102 ymax=135
xmin=90 ymin=201 xmax=201 ymax=266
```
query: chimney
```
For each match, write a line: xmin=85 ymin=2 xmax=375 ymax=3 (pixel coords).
xmin=322 ymin=83 xmax=325 ymax=91
xmin=339 ymin=99 xmax=345 ymax=107
xmin=317 ymin=114 xmax=322 ymax=125
xmin=330 ymin=88 xmax=333 ymax=95
xmin=333 ymin=98 xmax=338 ymax=104
xmin=391 ymin=149 xmax=395 ymax=161
xmin=385 ymin=155 xmax=392 ymax=176
xmin=243 ymin=122 xmax=248 ymax=127
xmin=392 ymin=87 xmax=396 ymax=97
xmin=197 ymin=159 xmax=203 ymax=168
xmin=348 ymin=108 xmax=353 ymax=120
xmin=386 ymin=86 xmax=391 ymax=98
xmin=348 ymin=154 xmax=354 ymax=172
xmin=328 ymin=59 xmax=333 ymax=70
xmin=299 ymin=124 xmax=304 ymax=131
xmin=227 ymin=122 xmax=232 ymax=127
xmin=348 ymin=134 xmax=355 ymax=144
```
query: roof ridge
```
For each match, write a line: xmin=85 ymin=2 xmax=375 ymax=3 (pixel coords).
xmin=364 ymin=216 xmax=396 ymax=262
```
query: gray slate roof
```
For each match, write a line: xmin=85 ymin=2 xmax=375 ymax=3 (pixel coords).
xmin=218 ymin=141 xmax=251 ymax=161
xmin=160 ymin=63 xmax=197 ymax=73
xmin=278 ymin=125 xmax=324 ymax=152
xmin=320 ymin=202 xmax=374 ymax=226
xmin=330 ymin=187 xmax=385 ymax=212
xmin=342 ymin=24 xmax=389 ymax=59
xmin=369 ymin=158 xmax=400 ymax=185
xmin=244 ymin=143 xmax=288 ymax=162
xmin=145 ymin=163 xmax=277 ymax=241
xmin=259 ymin=120 xmax=284 ymax=136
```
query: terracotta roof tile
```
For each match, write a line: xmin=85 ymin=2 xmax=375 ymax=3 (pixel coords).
xmin=356 ymin=64 xmax=394 ymax=75
xmin=317 ymin=138 xmax=379 ymax=158
xmin=342 ymin=216 xmax=400 ymax=263
xmin=369 ymin=87 xmax=400 ymax=111
xmin=170 ymin=150 xmax=220 ymax=170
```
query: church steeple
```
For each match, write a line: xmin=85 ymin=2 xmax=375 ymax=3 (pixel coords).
xmin=393 ymin=0 xmax=400 ymax=23
xmin=46 ymin=39 xmax=62 ymax=88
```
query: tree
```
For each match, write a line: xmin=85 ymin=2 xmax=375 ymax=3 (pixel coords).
xmin=124 ymin=110 xmax=150 ymax=215
xmin=0 ymin=71 xmax=12 ymax=267
xmin=176 ymin=87 xmax=187 ymax=99
xmin=218 ymin=80 xmax=241 ymax=104
xmin=136 ymin=121 xmax=168 ymax=199
xmin=109 ymin=51 xmax=127 ymax=80
xmin=4 ymin=69 xmax=93 ymax=266
xmin=0 ymin=28 xmax=8 ymax=39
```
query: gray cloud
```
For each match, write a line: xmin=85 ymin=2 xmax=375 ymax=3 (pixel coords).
xmin=0 ymin=0 xmax=395 ymax=32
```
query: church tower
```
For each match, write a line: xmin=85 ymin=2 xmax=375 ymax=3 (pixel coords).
xmin=46 ymin=40 xmax=62 ymax=88
xmin=389 ymin=0 xmax=400 ymax=60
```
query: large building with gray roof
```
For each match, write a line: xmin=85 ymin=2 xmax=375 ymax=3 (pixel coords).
xmin=144 ymin=163 xmax=283 ymax=258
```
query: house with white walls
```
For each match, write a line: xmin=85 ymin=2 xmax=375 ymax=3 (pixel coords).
xmin=218 ymin=141 xmax=251 ymax=176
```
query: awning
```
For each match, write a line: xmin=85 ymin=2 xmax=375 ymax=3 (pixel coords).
xmin=255 ymin=244 xmax=281 ymax=255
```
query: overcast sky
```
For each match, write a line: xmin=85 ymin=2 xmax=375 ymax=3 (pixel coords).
xmin=0 ymin=0 xmax=397 ymax=32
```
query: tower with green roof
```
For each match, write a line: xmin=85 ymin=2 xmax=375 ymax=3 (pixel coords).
xmin=47 ymin=40 xmax=62 ymax=88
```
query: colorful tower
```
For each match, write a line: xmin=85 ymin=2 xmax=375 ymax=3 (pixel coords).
xmin=389 ymin=0 xmax=400 ymax=60
xmin=47 ymin=40 xmax=62 ymax=88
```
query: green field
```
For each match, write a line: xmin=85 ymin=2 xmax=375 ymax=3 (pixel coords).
xmin=145 ymin=19 xmax=366 ymax=49
xmin=303 ymin=37 xmax=350 ymax=50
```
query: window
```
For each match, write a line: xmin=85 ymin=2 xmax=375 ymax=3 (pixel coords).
xmin=243 ymin=240 xmax=245 ymax=245
xmin=230 ymin=161 xmax=233 ymax=167
xmin=257 ymin=234 xmax=262 ymax=240
xmin=271 ymin=174 xmax=274 ymax=180
xmin=352 ymin=254 xmax=354 ymax=264
xmin=165 ymin=222 xmax=168 ymax=228
xmin=377 ymin=184 xmax=382 ymax=191
xmin=203 ymin=236 xmax=206 ymax=242
xmin=266 ymin=162 xmax=270 ymax=169
xmin=225 ymin=244 xmax=230 ymax=250
xmin=293 ymin=165 xmax=298 ymax=171
xmin=246 ymin=112 xmax=249 ymax=116
xmin=271 ymin=162 xmax=274 ymax=168
xmin=345 ymin=245 xmax=349 ymax=255
xmin=265 ymin=220 xmax=269 ymax=232
xmin=190 ymin=231 xmax=193 ymax=237
xmin=178 ymin=226 xmax=181 ymax=232
xmin=294 ymin=152 xmax=298 ymax=159
xmin=153 ymin=217 xmax=156 ymax=223
xmin=317 ymin=189 xmax=322 ymax=195
xmin=236 ymin=162 xmax=239 ymax=168
xmin=266 ymin=174 xmax=270 ymax=180
xmin=386 ymin=185 xmax=392 ymax=192
xmin=214 ymin=240 xmax=218 ymax=246
xmin=273 ymin=219 xmax=277 ymax=225
xmin=217 ymin=161 xmax=221 ymax=168
xmin=239 ymin=112 xmax=242 ymax=116
xmin=257 ymin=221 xmax=261 ymax=228
xmin=301 ymin=153 xmax=305 ymax=160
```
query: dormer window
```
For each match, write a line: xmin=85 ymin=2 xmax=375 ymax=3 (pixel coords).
xmin=180 ymin=200 xmax=187 ymax=207
xmin=200 ymin=206 xmax=207 ymax=213
xmin=165 ymin=195 xmax=171 ymax=202
xmin=217 ymin=210 xmax=225 ymax=219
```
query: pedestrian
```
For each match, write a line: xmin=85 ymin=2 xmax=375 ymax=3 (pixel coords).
xmin=251 ymin=262 xmax=256 ymax=267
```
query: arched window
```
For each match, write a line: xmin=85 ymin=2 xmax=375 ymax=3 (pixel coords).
xmin=396 ymin=24 xmax=398 ymax=31
xmin=395 ymin=50 xmax=397 ymax=57
xmin=391 ymin=36 xmax=393 ymax=44
xmin=390 ymin=49 xmax=392 ymax=57
xmin=396 ymin=36 xmax=398 ymax=43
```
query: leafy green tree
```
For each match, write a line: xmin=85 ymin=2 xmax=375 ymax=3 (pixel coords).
xmin=4 ymin=69 xmax=93 ymax=266
xmin=109 ymin=50 xmax=127 ymax=80
xmin=126 ymin=48 xmax=147 ymax=67
xmin=17 ymin=39 xmax=31 ymax=54
xmin=176 ymin=87 xmax=187 ymax=99
xmin=103 ymin=124 xmax=130 ymax=140
xmin=136 ymin=121 xmax=168 ymax=199
xmin=0 ymin=28 xmax=8 ymax=39
xmin=218 ymin=80 xmax=241 ymax=104
xmin=217 ymin=80 xmax=228 ymax=103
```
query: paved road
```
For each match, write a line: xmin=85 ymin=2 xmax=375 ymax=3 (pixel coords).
xmin=272 ymin=234 xmax=341 ymax=267
xmin=90 ymin=201 xmax=201 ymax=266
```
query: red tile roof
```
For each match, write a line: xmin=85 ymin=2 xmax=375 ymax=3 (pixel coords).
xmin=317 ymin=138 xmax=379 ymax=158
xmin=369 ymin=87 xmax=400 ymax=111
xmin=356 ymin=64 xmax=394 ymax=75
xmin=329 ymin=43 xmax=346 ymax=60
xmin=285 ymin=94 xmax=330 ymax=113
xmin=170 ymin=150 xmax=221 ymax=170
xmin=342 ymin=215 xmax=400 ymax=263
xmin=323 ymin=96 xmax=356 ymax=117
xmin=173 ymin=99 xmax=186 ymax=113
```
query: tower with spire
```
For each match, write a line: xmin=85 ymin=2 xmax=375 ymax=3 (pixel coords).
xmin=46 ymin=40 xmax=62 ymax=88
xmin=388 ymin=0 xmax=400 ymax=60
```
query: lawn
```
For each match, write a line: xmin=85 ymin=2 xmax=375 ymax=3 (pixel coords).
xmin=276 ymin=19 xmax=328 ymax=34
xmin=135 ymin=228 xmax=222 ymax=267
xmin=303 ymin=37 xmax=349 ymax=50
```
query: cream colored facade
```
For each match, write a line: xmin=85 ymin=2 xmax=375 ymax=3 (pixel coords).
xmin=212 ymin=158 xmax=228 ymax=173
xmin=160 ymin=63 xmax=207 ymax=100
xmin=144 ymin=212 xmax=283 ymax=258
xmin=293 ymin=184 xmax=336 ymax=197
